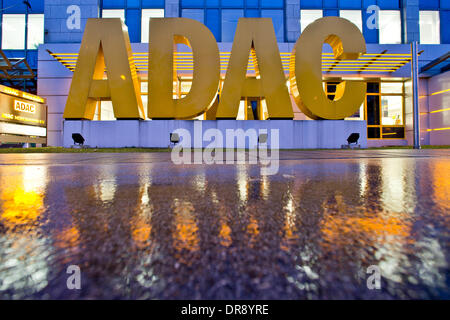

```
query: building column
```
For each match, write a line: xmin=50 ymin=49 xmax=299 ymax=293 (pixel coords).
xmin=165 ymin=0 xmax=180 ymax=18
xmin=44 ymin=0 xmax=100 ymax=43
xmin=401 ymin=1 xmax=421 ymax=147
xmin=402 ymin=0 xmax=420 ymax=44
xmin=286 ymin=0 xmax=300 ymax=43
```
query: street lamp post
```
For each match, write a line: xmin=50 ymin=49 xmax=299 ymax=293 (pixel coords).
xmin=411 ymin=41 xmax=421 ymax=150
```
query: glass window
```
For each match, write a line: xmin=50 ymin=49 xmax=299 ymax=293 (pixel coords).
xmin=206 ymin=0 xmax=220 ymax=7
xmin=237 ymin=100 xmax=245 ymax=120
xmin=345 ymin=104 xmax=364 ymax=120
xmin=222 ymin=9 xmax=244 ymax=42
xmin=222 ymin=0 xmax=244 ymax=7
xmin=339 ymin=10 xmax=362 ymax=32
xmin=206 ymin=9 xmax=220 ymax=41
xmin=182 ymin=9 xmax=204 ymax=23
xmin=102 ymin=9 xmax=125 ymax=22
xmin=102 ymin=0 xmax=126 ymax=8
xmin=99 ymin=101 xmax=116 ymax=121
xmin=27 ymin=14 xmax=44 ymax=49
xmin=367 ymin=82 xmax=380 ymax=93
xmin=141 ymin=81 xmax=148 ymax=94
xmin=142 ymin=0 xmax=164 ymax=7
xmin=419 ymin=11 xmax=440 ymax=44
xmin=261 ymin=0 xmax=283 ymax=8
xmin=141 ymin=9 xmax=165 ymax=43
xmin=381 ymin=96 xmax=403 ymax=125
xmin=379 ymin=11 xmax=401 ymax=44
xmin=381 ymin=82 xmax=403 ymax=94
xmin=368 ymin=127 xmax=380 ymax=139
xmin=300 ymin=10 xmax=323 ymax=33
xmin=364 ymin=82 xmax=405 ymax=139
xmin=180 ymin=81 xmax=192 ymax=96
xmin=382 ymin=127 xmax=404 ymax=139
xmin=366 ymin=95 xmax=380 ymax=125
xmin=2 ymin=14 xmax=25 ymax=50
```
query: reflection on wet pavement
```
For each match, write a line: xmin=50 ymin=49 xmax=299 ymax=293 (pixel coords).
xmin=0 ymin=150 xmax=449 ymax=299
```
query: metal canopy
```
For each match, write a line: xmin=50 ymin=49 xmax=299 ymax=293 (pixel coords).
xmin=49 ymin=49 xmax=413 ymax=75
xmin=420 ymin=51 xmax=450 ymax=77
xmin=0 ymin=50 xmax=36 ymax=80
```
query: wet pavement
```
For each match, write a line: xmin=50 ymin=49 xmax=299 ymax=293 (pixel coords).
xmin=0 ymin=149 xmax=449 ymax=299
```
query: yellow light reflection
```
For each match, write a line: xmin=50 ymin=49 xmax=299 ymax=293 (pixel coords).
xmin=0 ymin=166 xmax=49 ymax=296
xmin=54 ymin=226 xmax=80 ymax=253
xmin=247 ymin=216 xmax=260 ymax=247
xmin=132 ymin=218 xmax=152 ymax=249
xmin=219 ymin=222 xmax=232 ymax=247
xmin=0 ymin=166 xmax=47 ymax=229
xmin=322 ymin=216 xmax=410 ymax=240
xmin=172 ymin=199 xmax=199 ymax=253
xmin=132 ymin=169 xmax=153 ymax=248
xmin=432 ymin=160 xmax=450 ymax=211
xmin=320 ymin=192 xmax=413 ymax=260
xmin=281 ymin=193 xmax=299 ymax=251
xmin=1 ymin=188 xmax=43 ymax=227
xmin=260 ymin=174 xmax=270 ymax=201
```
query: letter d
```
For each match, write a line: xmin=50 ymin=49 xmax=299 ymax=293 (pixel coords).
xmin=226 ymin=305 xmax=234 ymax=315
xmin=148 ymin=18 xmax=220 ymax=119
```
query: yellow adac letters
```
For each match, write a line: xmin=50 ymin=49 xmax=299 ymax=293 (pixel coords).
xmin=64 ymin=17 xmax=367 ymax=121
xmin=148 ymin=18 xmax=220 ymax=119
xmin=289 ymin=16 xmax=367 ymax=120
xmin=64 ymin=18 xmax=144 ymax=120
xmin=216 ymin=18 xmax=293 ymax=119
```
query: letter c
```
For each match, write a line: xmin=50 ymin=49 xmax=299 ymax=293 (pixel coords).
xmin=289 ymin=17 xmax=367 ymax=119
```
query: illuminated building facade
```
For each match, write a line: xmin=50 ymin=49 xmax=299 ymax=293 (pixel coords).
xmin=0 ymin=0 xmax=448 ymax=147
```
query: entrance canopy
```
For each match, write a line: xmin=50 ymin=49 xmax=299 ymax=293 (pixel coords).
xmin=420 ymin=52 xmax=450 ymax=77
xmin=49 ymin=49 xmax=413 ymax=77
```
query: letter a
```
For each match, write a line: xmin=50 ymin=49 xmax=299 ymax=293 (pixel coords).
xmin=64 ymin=18 xmax=144 ymax=120
xmin=216 ymin=18 xmax=293 ymax=119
